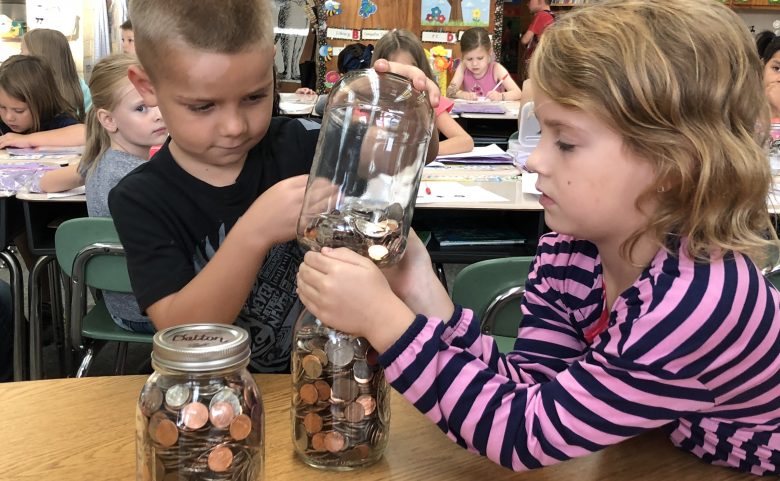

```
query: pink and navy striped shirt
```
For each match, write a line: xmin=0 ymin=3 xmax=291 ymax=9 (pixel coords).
xmin=379 ymin=233 xmax=780 ymax=474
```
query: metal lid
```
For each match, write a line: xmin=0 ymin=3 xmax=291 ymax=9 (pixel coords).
xmin=151 ymin=324 xmax=250 ymax=373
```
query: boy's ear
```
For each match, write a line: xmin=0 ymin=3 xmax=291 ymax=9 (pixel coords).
xmin=127 ymin=65 xmax=159 ymax=108
xmin=97 ymin=108 xmax=117 ymax=133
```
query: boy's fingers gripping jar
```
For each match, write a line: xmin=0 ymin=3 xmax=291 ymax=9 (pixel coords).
xmin=293 ymin=69 xmax=434 ymax=470
xmin=136 ymin=324 xmax=264 ymax=481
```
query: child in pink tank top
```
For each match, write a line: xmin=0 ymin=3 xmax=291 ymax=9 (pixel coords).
xmin=447 ymin=27 xmax=522 ymax=101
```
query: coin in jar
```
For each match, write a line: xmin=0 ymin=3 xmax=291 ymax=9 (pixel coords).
xmin=303 ymin=412 xmax=323 ymax=434
xmin=149 ymin=413 xmax=178 ymax=447
xmin=311 ymin=432 xmax=327 ymax=451
xmin=229 ymin=413 xmax=252 ymax=440
xmin=164 ymin=383 xmax=190 ymax=409
xmin=210 ymin=387 xmax=242 ymax=417
xmin=311 ymin=348 xmax=328 ymax=367
xmin=355 ymin=394 xmax=376 ymax=416
xmin=302 ymin=354 xmax=323 ymax=378
xmin=313 ymin=379 xmax=331 ymax=401
xmin=344 ymin=401 xmax=365 ymax=423
xmin=139 ymin=385 xmax=163 ymax=416
xmin=331 ymin=378 xmax=359 ymax=403
xmin=368 ymin=244 xmax=389 ymax=261
xmin=352 ymin=360 xmax=373 ymax=384
xmin=207 ymin=446 xmax=233 ymax=472
xmin=324 ymin=338 xmax=355 ymax=368
xmin=209 ymin=401 xmax=235 ymax=429
xmin=386 ymin=202 xmax=404 ymax=221
xmin=324 ymin=431 xmax=346 ymax=453
xmin=180 ymin=401 xmax=209 ymax=430
xmin=299 ymin=383 xmax=319 ymax=405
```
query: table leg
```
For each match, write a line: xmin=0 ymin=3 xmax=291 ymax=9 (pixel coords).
xmin=1 ymin=249 xmax=26 ymax=381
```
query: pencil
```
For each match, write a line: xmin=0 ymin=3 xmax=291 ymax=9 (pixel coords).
xmin=489 ymin=73 xmax=510 ymax=93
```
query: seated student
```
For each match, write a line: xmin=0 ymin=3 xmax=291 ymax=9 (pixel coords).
xmin=372 ymin=29 xmax=473 ymax=156
xmin=448 ymin=27 xmax=522 ymax=101
xmin=22 ymin=28 xmax=91 ymax=117
xmin=120 ymin=19 xmax=135 ymax=54
xmin=108 ymin=0 xmax=439 ymax=373
xmin=757 ymin=31 xmax=780 ymax=119
xmin=0 ymin=55 xmax=85 ymax=148
xmin=298 ymin=0 xmax=780 ymax=474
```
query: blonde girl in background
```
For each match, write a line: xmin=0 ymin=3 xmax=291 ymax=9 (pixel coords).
xmin=373 ymin=29 xmax=473 ymax=156
xmin=41 ymin=54 xmax=166 ymax=333
xmin=0 ymin=55 xmax=84 ymax=148
xmin=447 ymin=27 xmax=521 ymax=101
xmin=298 ymin=0 xmax=780 ymax=474
xmin=22 ymin=28 xmax=90 ymax=117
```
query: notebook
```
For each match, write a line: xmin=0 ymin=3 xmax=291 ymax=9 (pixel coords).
xmin=451 ymin=103 xmax=507 ymax=115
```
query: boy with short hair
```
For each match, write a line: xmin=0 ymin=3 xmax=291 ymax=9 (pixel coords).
xmin=520 ymin=0 xmax=554 ymax=60
xmin=119 ymin=19 xmax=134 ymax=54
xmin=110 ymin=0 xmax=438 ymax=373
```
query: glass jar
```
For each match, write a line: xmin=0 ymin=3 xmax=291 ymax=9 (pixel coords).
xmin=290 ymin=312 xmax=390 ymax=469
xmin=136 ymin=324 xmax=263 ymax=481
xmin=297 ymin=68 xmax=435 ymax=267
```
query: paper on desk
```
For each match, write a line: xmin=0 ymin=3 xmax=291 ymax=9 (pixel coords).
xmin=436 ymin=144 xmax=513 ymax=164
xmin=279 ymin=102 xmax=314 ymax=115
xmin=40 ymin=185 xmax=86 ymax=198
xmin=416 ymin=182 xmax=508 ymax=204
xmin=521 ymin=172 xmax=541 ymax=195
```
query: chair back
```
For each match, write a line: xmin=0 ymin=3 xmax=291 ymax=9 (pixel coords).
xmin=451 ymin=256 xmax=533 ymax=341
xmin=55 ymin=217 xmax=131 ymax=293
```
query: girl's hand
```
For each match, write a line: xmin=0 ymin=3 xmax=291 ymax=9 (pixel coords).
xmin=297 ymin=247 xmax=416 ymax=353
xmin=373 ymin=58 xmax=440 ymax=108
xmin=296 ymin=87 xmax=316 ymax=96
xmin=486 ymin=91 xmax=503 ymax=101
xmin=0 ymin=133 xmax=33 ymax=149
xmin=461 ymin=91 xmax=478 ymax=101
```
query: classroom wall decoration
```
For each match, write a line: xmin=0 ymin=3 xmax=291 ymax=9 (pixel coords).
xmin=421 ymin=0 xmax=491 ymax=27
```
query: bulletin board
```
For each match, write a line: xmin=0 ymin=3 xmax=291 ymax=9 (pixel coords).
xmin=315 ymin=0 xmax=503 ymax=91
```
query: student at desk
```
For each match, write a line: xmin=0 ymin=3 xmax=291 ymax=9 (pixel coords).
xmin=299 ymin=0 xmax=780 ymax=474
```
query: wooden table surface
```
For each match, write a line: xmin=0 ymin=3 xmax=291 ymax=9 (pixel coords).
xmin=0 ymin=375 xmax=756 ymax=481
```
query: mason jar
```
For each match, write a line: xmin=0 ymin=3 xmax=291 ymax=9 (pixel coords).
xmin=136 ymin=324 xmax=263 ymax=480
xmin=297 ymin=68 xmax=435 ymax=267
xmin=290 ymin=311 xmax=390 ymax=469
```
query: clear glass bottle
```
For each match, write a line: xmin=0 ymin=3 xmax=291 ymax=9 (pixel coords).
xmin=136 ymin=324 xmax=263 ymax=481
xmin=769 ymin=118 xmax=780 ymax=177
xmin=297 ymin=68 xmax=435 ymax=267
xmin=292 ymin=69 xmax=432 ymax=470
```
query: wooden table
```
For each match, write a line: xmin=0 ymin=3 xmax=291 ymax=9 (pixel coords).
xmin=0 ymin=375 xmax=756 ymax=481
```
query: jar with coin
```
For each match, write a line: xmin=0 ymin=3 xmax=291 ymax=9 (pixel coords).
xmin=291 ymin=314 xmax=390 ymax=469
xmin=297 ymin=68 xmax=435 ymax=267
xmin=136 ymin=324 xmax=263 ymax=480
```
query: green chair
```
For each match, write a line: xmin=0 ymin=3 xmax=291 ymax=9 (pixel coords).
xmin=450 ymin=257 xmax=534 ymax=353
xmin=54 ymin=217 xmax=153 ymax=377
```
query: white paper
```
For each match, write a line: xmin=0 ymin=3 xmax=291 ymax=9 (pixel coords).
xmin=435 ymin=144 xmax=512 ymax=161
xmin=521 ymin=172 xmax=541 ymax=195
xmin=42 ymin=186 xmax=86 ymax=198
xmin=416 ymin=182 xmax=508 ymax=204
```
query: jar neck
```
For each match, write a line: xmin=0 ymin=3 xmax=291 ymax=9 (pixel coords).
xmin=151 ymin=358 xmax=250 ymax=378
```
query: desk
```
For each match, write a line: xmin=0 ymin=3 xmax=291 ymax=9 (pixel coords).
xmin=452 ymin=101 xmax=520 ymax=149
xmin=0 ymin=374 xmax=755 ymax=481
xmin=278 ymin=92 xmax=317 ymax=117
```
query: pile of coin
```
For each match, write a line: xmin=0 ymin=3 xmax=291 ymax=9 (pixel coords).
xmin=291 ymin=324 xmax=390 ymax=469
xmin=137 ymin=375 xmax=263 ymax=480
xmin=299 ymin=202 xmax=406 ymax=266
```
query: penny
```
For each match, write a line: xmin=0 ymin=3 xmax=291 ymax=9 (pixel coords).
xmin=368 ymin=244 xmax=389 ymax=261
xmin=207 ymin=446 xmax=233 ymax=472
xmin=154 ymin=457 xmax=165 ymax=480
xmin=229 ymin=413 xmax=252 ymax=440
xmin=209 ymin=401 xmax=235 ymax=429
xmin=313 ymin=380 xmax=331 ymax=401
xmin=180 ymin=402 xmax=209 ymax=430
xmin=149 ymin=413 xmax=178 ymax=447
xmin=302 ymin=354 xmax=323 ymax=379
xmin=251 ymin=404 xmax=264 ymax=432
xmin=139 ymin=385 xmax=163 ymax=416
xmin=324 ymin=431 xmax=346 ymax=453
xmin=303 ymin=412 xmax=323 ymax=434
xmin=344 ymin=401 xmax=365 ymax=423
xmin=382 ymin=219 xmax=399 ymax=232
xmin=164 ymin=384 xmax=190 ymax=409
xmin=342 ymin=444 xmax=371 ymax=461
xmin=366 ymin=347 xmax=379 ymax=366
xmin=356 ymin=394 xmax=376 ymax=416
xmin=299 ymin=383 xmax=319 ymax=405
xmin=331 ymin=378 xmax=358 ymax=403
xmin=311 ymin=432 xmax=327 ymax=451
xmin=325 ymin=338 xmax=355 ymax=368
xmin=352 ymin=360 xmax=373 ymax=384
xmin=311 ymin=348 xmax=328 ymax=367
xmin=210 ymin=387 xmax=242 ymax=417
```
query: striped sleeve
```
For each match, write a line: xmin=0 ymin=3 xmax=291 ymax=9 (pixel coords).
xmin=379 ymin=310 xmax=715 ymax=471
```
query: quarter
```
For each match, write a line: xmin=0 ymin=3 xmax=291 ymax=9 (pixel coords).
xmin=164 ymin=383 xmax=190 ymax=410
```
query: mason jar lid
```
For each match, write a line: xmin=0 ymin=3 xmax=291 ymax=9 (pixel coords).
xmin=151 ymin=324 xmax=250 ymax=373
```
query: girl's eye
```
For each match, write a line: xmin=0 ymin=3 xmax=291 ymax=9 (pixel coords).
xmin=134 ymin=105 xmax=147 ymax=113
xmin=13 ymin=109 xmax=25 ymax=114
xmin=188 ymin=103 xmax=214 ymax=113
xmin=555 ymin=140 xmax=576 ymax=152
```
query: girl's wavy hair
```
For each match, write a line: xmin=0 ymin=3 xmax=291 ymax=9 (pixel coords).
xmin=78 ymin=54 xmax=139 ymax=178
xmin=371 ymin=29 xmax=434 ymax=81
xmin=530 ymin=0 xmax=778 ymax=267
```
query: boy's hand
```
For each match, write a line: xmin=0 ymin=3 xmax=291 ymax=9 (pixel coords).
xmin=245 ymin=174 xmax=309 ymax=245
xmin=0 ymin=133 xmax=33 ymax=149
xmin=374 ymin=58 xmax=440 ymax=108
xmin=297 ymin=247 xmax=416 ymax=353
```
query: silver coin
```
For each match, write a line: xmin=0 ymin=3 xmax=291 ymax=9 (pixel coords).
xmin=325 ymin=338 xmax=355 ymax=368
xmin=386 ymin=203 xmax=404 ymax=221
xmin=139 ymin=385 xmax=163 ymax=416
xmin=368 ymin=244 xmax=389 ymax=261
xmin=352 ymin=360 xmax=373 ymax=384
xmin=164 ymin=383 xmax=191 ymax=409
xmin=210 ymin=387 xmax=243 ymax=417
xmin=354 ymin=218 xmax=390 ymax=239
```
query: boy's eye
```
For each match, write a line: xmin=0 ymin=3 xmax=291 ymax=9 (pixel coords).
xmin=555 ymin=140 xmax=576 ymax=152
xmin=188 ymin=103 xmax=214 ymax=113
xmin=245 ymin=94 xmax=265 ymax=103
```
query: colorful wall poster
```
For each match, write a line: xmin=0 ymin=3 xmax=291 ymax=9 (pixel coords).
xmin=420 ymin=0 xmax=491 ymax=27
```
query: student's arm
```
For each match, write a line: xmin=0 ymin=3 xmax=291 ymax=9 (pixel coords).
xmin=39 ymin=163 xmax=83 ymax=192
xmin=520 ymin=29 xmax=535 ymax=46
xmin=447 ymin=64 xmax=476 ymax=100
xmin=486 ymin=64 xmax=522 ymax=101
xmin=436 ymin=113 xmax=473 ymax=156
xmin=0 ymin=124 xmax=86 ymax=149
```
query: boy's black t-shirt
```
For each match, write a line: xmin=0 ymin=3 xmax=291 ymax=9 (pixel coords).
xmin=108 ymin=117 xmax=321 ymax=373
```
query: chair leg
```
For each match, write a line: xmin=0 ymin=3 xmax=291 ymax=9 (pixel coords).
xmin=47 ymin=262 xmax=64 ymax=378
xmin=435 ymin=262 xmax=448 ymax=290
xmin=59 ymin=270 xmax=73 ymax=376
xmin=75 ymin=340 xmax=108 ymax=378
xmin=114 ymin=342 xmax=128 ymax=375
xmin=28 ymin=255 xmax=54 ymax=380
xmin=1 ymin=249 xmax=26 ymax=381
